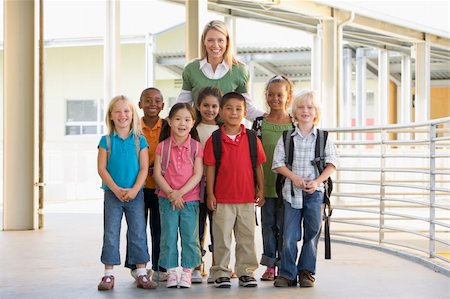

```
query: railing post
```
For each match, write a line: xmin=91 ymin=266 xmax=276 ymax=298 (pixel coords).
xmin=379 ymin=128 xmax=386 ymax=245
xmin=429 ymin=124 xmax=436 ymax=258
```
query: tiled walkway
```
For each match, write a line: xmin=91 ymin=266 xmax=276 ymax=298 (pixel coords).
xmin=0 ymin=213 xmax=449 ymax=299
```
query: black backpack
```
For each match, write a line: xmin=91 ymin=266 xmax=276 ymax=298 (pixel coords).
xmin=276 ymin=128 xmax=333 ymax=259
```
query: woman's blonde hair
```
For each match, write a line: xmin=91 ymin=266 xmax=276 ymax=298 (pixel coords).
xmin=291 ymin=90 xmax=321 ymax=126
xmin=105 ymin=95 xmax=141 ymax=136
xmin=200 ymin=20 xmax=239 ymax=67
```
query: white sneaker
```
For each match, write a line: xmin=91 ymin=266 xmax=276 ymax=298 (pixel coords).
xmin=179 ymin=268 xmax=192 ymax=288
xmin=130 ymin=268 xmax=153 ymax=281
xmin=152 ymin=271 xmax=169 ymax=282
xmin=207 ymin=275 xmax=215 ymax=284
xmin=191 ymin=269 xmax=203 ymax=283
xmin=166 ymin=269 xmax=179 ymax=288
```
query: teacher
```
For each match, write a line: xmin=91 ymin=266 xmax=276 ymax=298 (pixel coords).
xmin=177 ymin=20 xmax=264 ymax=121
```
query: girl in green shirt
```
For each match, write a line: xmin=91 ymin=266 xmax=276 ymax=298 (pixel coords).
xmin=252 ymin=75 xmax=294 ymax=281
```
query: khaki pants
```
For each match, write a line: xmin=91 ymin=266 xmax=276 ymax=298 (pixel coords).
xmin=211 ymin=203 xmax=258 ymax=279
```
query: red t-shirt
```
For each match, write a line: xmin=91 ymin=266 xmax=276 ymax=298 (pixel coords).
xmin=203 ymin=125 xmax=266 ymax=204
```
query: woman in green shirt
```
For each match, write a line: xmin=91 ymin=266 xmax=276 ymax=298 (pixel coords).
xmin=177 ymin=20 xmax=264 ymax=121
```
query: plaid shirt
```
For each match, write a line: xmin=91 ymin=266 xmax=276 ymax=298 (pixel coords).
xmin=272 ymin=126 xmax=338 ymax=209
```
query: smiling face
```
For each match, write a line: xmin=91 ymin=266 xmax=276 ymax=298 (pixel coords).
xmin=203 ymin=28 xmax=227 ymax=63
xmin=266 ymin=82 xmax=291 ymax=112
xmin=198 ymin=95 xmax=220 ymax=125
xmin=110 ymin=99 xmax=133 ymax=131
xmin=168 ymin=107 xmax=194 ymax=139
xmin=294 ymin=98 xmax=317 ymax=125
xmin=139 ymin=89 xmax=164 ymax=118
xmin=220 ymin=97 xmax=246 ymax=127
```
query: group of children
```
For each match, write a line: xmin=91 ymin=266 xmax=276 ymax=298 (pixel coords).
xmin=96 ymin=76 xmax=338 ymax=291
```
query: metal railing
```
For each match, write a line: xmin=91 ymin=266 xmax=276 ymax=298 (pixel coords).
xmin=325 ymin=117 xmax=450 ymax=272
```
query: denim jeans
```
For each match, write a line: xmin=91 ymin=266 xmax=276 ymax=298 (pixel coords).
xmin=260 ymin=197 xmax=282 ymax=267
xmin=158 ymin=198 xmax=201 ymax=269
xmin=125 ymin=188 xmax=166 ymax=271
xmin=279 ymin=191 xmax=323 ymax=280
xmin=101 ymin=189 xmax=150 ymax=266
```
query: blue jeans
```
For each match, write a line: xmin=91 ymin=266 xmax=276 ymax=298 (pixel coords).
xmin=101 ymin=189 xmax=150 ymax=266
xmin=125 ymin=188 xmax=166 ymax=271
xmin=158 ymin=198 xmax=201 ymax=269
xmin=260 ymin=197 xmax=281 ymax=267
xmin=279 ymin=191 xmax=323 ymax=279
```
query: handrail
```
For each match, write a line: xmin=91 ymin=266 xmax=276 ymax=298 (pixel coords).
xmin=327 ymin=117 xmax=450 ymax=273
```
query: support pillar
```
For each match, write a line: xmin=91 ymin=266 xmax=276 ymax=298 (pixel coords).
xmin=378 ymin=49 xmax=389 ymax=124
xmin=3 ymin=0 xmax=38 ymax=230
xmin=311 ymin=25 xmax=322 ymax=103
xmin=185 ymin=0 xmax=207 ymax=61
xmin=104 ymin=0 xmax=120 ymax=103
xmin=356 ymin=48 xmax=367 ymax=128
xmin=321 ymin=20 xmax=337 ymax=128
xmin=400 ymin=54 xmax=412 ymax=128
xmin=414 ymin=42 xmax=430 ymax=121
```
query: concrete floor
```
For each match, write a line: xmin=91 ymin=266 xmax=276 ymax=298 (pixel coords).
xmin=0 ymin=212 xmax=449 ymax=299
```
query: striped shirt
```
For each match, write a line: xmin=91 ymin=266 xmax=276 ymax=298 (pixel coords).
xmin=272 ymin=126 xmax=338 ymax=209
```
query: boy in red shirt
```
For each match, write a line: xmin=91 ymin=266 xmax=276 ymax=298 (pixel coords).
xmin=203 ymin=92 xmax=266 ymax=288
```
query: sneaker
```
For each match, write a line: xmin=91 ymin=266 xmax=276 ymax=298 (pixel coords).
xmin=261 ymin=267 xmax=275 ymax=281
xmin=98 ymin=275 xmax=114 ymax=291
xmin=131 ymin=268 xmax=153 ymax=281
xmin=166 ymin=269 xmax=179 ymax=288
xmin=298 ymin=270 xmax=315 ymax=287
xmin=191 ymin=269 xmax=203 ymax=283
xmin=136 ymin=275 xmax=158 ymax=289
xmin=239 ymin=275 xmax=257 ymax=287
xmin=179 ymin=268 xmax=192 ymax=288
xmin=152 ymin=271 xmax=169 ymax=282
xmin=207 ymin=275 xmax=215 ymax=284
xmin=274 ymin=276 xmax=297 ymax=287
xmin=214 ymin=277 xmax=231 ymax=288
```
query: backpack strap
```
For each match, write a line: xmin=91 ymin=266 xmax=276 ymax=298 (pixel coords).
xmin=311 ymin=129 xmax=333 ymax=260
xmin=160 ymin=138 xmax=171 ymax=176
xmin=252 ymin=116 xmax=264 ymax=140
xmin=283 ymin=128 xmax=295 ymax=198
xmin=189 ymin=138 xmax=198 ymax=167
xmin=106 ymin=134 xmax=111 ymax=162
xmin=246 ymin=129 xmax=258 ymax=187
xmin=212 ymin=128 xmax=222 ymax=182
xmin=134 ymin=134 xmax=140 ymax=162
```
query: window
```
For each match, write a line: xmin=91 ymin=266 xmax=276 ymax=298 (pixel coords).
xmin=65 ymin=99 xmax=104 ymax=135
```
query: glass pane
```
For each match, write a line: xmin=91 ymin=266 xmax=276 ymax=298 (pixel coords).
xmin=82 ymin=125 xmax=97 ymax=135
xmin=65 ymin=125 xmax=81 ymax=135
xmin=66 ymin=100 xmax=97 ymax=122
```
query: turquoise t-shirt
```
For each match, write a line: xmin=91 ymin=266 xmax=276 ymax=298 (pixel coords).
xmin=261 ymin=120 xmax=293 ymax=198
xmin=181 ymin=59 xmax=249 ymax=104
xmin=98 ymin=132 xmax=148 ymax=190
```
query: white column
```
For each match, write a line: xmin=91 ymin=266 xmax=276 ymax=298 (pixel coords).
xmin=414 ymin=42 xmax=430 ymax=121
xmin=145 ymin=33 xmax=155 ymax=88
xmin=224 ymin=16 xmax=237 ymax=56
xmin=3 ymin=0 xmax=38 ymax=230
xmin=356 ymin=48 xmax=367 ymax=128
xmin=400 ymin=54 xmax=412 ymax=125
xmin=104 ymin=0 xmax=120 ymax=103
xmin=343 ymin=48 xmax=353 ymax=128
xmin=321 ymin=20 xmax=337 ymax=128
xmin=311 ymin=25 xmax=322 ymax=102
xmin=185 ymin=0 xmax=207 ymax=61
xmin=378 ymin=49 xmax=389 ymax=124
